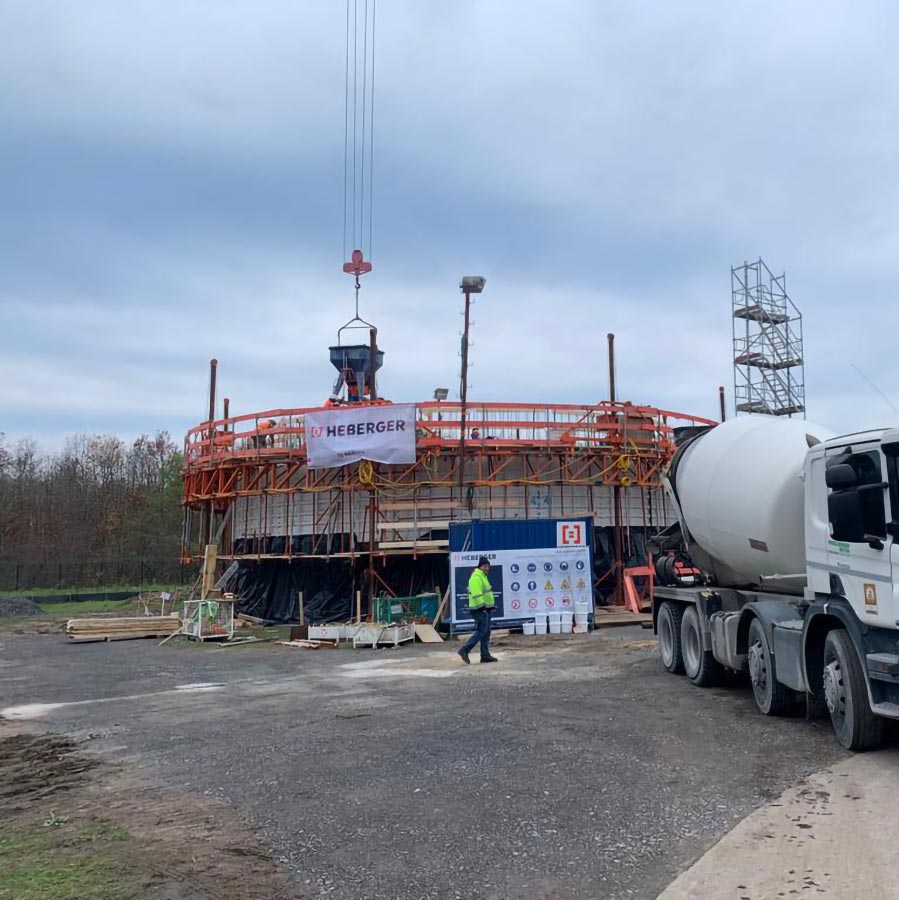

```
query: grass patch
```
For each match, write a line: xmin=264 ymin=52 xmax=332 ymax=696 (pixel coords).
xmin=0 ymin=817 xmax=137 ymax=900
xmin=0 ymin=600 xmax=180 ymax=629
xmin=1 ymin=583 xmax=185 ymax=599
xmin=35 ymin=600 xmax=134 ymax=617
xmin=77 ymin=821 xmax=130 ymax=844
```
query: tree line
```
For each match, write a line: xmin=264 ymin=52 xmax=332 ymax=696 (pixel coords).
xmin=0 ymin=432 xmax=185 ymax=591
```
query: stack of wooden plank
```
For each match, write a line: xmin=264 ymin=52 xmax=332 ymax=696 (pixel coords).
xmin=66 ymin=616 xmax=182 ymax=643
xmin=276 ymin=639 xmax=335 ymax=650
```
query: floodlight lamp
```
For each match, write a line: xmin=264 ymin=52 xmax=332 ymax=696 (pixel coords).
xmin=460 ymin=276 xmax=486 ymax=294
xmin=433 ymin=388 xmax=449 ymax=401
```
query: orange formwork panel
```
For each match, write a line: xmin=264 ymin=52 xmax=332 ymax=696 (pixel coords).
xmin=181 ymin=400 xmax=715 ymax=563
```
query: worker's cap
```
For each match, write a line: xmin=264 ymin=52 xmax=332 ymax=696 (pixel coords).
xmin=478 ymin=556 xmax=491 ymax=567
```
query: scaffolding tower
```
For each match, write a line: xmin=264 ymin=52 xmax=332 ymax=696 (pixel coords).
xmin=732 ymin=259 xmax=805 ymax=418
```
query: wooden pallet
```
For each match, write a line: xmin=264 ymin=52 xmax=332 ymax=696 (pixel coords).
xmin=593 ymin=606 xmax=652 ymax=628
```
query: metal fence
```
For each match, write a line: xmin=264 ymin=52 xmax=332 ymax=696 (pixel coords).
xmin=0 ymin=556 xmax=194 ymax=593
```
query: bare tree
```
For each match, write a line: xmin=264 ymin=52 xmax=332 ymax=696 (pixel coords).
xmin=0 ymin=431 xmax=184 ymax=590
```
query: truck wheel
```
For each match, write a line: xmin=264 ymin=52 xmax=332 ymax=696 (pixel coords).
xmin=681 ymin=605 xmax=722 ymax=686
xmin=748 ymin=617 xmax=794 ymax=715
xmin=657 ymin=601 xmax=684 ymax=674
xmin=822 ymin=629 xmax=883 ymax=752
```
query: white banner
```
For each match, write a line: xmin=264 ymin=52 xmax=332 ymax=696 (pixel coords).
xmin=304 ymin=403 xmax=417 ymax=469
xmin=450 ymin=545 xmax=592 ymax=625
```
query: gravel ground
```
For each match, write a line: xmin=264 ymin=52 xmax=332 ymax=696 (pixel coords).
xmin=0 ymin=630 xmax=849 ymax=900
xmin=0 ymin=597 xmax=44 ymax=617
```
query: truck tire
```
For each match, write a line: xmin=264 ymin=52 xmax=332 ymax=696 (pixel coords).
xmin=657 ymin=601 xmax=684 ymax=674
xmin=748 ymin=617 xmax=794 ymax=715
xmin=823 ymin=629 xmax=884 ymax=752
xmin=681 ymin=604 xmax=722 ymax=686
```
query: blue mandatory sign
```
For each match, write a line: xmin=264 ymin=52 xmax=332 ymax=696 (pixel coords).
xmin=511 ymin=582 xmax=521 ymax=592
xmin=543 ymin=562 xmax=553 ymax=572
xmin=527 ymin=580 xmax=538 ymax=592
xmin=527 ymin=562 xmax=537 ymax=573
xmin=510 ymin=563 xmax=520 ymax=574
xmin=576 ymin=560 xmax=586 ymax=571
xmin=559 ymin=561 xmax=570 ymax=571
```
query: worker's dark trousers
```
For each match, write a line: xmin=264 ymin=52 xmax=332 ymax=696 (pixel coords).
xmin=461 ymin=608 xmax=492 ymax=660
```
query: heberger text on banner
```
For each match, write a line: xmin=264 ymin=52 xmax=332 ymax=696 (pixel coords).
xmin=304 ymin=403 xmax=417 ymax=469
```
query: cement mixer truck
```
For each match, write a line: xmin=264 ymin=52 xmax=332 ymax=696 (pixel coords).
xmin=653 ymin=414 xmax=899 ymax=751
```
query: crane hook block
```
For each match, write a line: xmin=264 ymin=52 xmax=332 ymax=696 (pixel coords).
xmin=343 ymin=249 xmax=373 ymax=277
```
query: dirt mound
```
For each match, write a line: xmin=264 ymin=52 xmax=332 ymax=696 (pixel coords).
xmin=0 ymin=597 xmax=45 ymax=618
xmin=0 ymin=733 xmax=95 ymax=810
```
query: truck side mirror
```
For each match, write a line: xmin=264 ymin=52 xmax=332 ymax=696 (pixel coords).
xmin=825 ymin=463 xmax=858 ymax=489
xmin=828 ymin=490 xmax=866 ymax=543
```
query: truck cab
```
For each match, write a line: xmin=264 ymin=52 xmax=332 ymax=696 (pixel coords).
xmin=798 ymin=428 xmax=899 ymax=746
xmin=804 ymin=428 xmax=899 ymax=631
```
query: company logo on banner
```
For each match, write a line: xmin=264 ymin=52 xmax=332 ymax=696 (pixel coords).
xmin=304 ymin=403 xmax=416 ymax=469
xmin=557 ymin=521 xmax=586 ymax=547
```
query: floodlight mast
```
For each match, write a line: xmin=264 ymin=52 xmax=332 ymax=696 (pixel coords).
xmin=457 ymin=276 xmax=486 ymax=510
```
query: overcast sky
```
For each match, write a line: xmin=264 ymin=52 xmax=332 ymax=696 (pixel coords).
xmin=2 ymin=1 xmax=899 ymax=450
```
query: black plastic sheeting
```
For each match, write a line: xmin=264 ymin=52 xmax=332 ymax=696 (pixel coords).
xmin=221 ymin=557 xmax=449 ymax=624
xmin=592 ymin=526 xmax=655 ymax=605
xmin=223 ymin=526 xmax=661 ymax=623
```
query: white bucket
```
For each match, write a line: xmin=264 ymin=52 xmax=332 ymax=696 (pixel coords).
xmin=548 ymin=618 xmax=562 ymax=634
xmin=522 ymin=620 xmax=536 ymax=636
xmin=534 ymin=614 xmax=548 ymax=634
xmin=560 ymin=613 xmax=574 ymax=634
xmin=574 ymin=612 xmax=590 ymax=628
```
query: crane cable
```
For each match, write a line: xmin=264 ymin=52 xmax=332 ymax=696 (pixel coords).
xmin=342 ymin=0 xmax=377 ymax=314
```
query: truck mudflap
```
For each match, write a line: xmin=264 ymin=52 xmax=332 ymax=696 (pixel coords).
xmin=709 ymin=611 xmax=746 ymax=671
xmin=771 ymin=620 xmax=807 ymax=692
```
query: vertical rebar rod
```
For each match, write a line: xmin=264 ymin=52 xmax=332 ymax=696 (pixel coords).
xmin=607 ymin=333 xmax=624 ymax=605
xmin=204 ymin=359 xmax=218 ymax=546
xmin=208 ymin=358 xmax=218 ymax=424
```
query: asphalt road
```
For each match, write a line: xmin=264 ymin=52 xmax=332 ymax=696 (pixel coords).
xmin=0 ymin=630 xmax=848 ymax=900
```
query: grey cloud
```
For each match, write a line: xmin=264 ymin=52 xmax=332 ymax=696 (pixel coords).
xmin=2 ymin=1 xmax=899 ymax=450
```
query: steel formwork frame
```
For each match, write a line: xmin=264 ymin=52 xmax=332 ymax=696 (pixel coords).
xmin=732 ymin=259 xmax=806 ymax=418
xmin=181 ymin=400 xmax=716 ymax=568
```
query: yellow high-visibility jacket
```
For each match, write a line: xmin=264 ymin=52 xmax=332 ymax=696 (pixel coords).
xmin=467 ymin=568 xmax=495 ymax=610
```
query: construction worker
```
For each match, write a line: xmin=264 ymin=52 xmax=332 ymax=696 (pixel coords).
xmin=457 ymin=556 xmax=498 ymax=664
xmin=253 ymin=418 xmax=277 ymax=449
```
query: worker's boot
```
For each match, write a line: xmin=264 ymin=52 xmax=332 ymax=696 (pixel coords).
xmin=481 ymin=655 xmax=498 ymax=663
xmin=457 ymin=648 xmax=470 ymax=665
